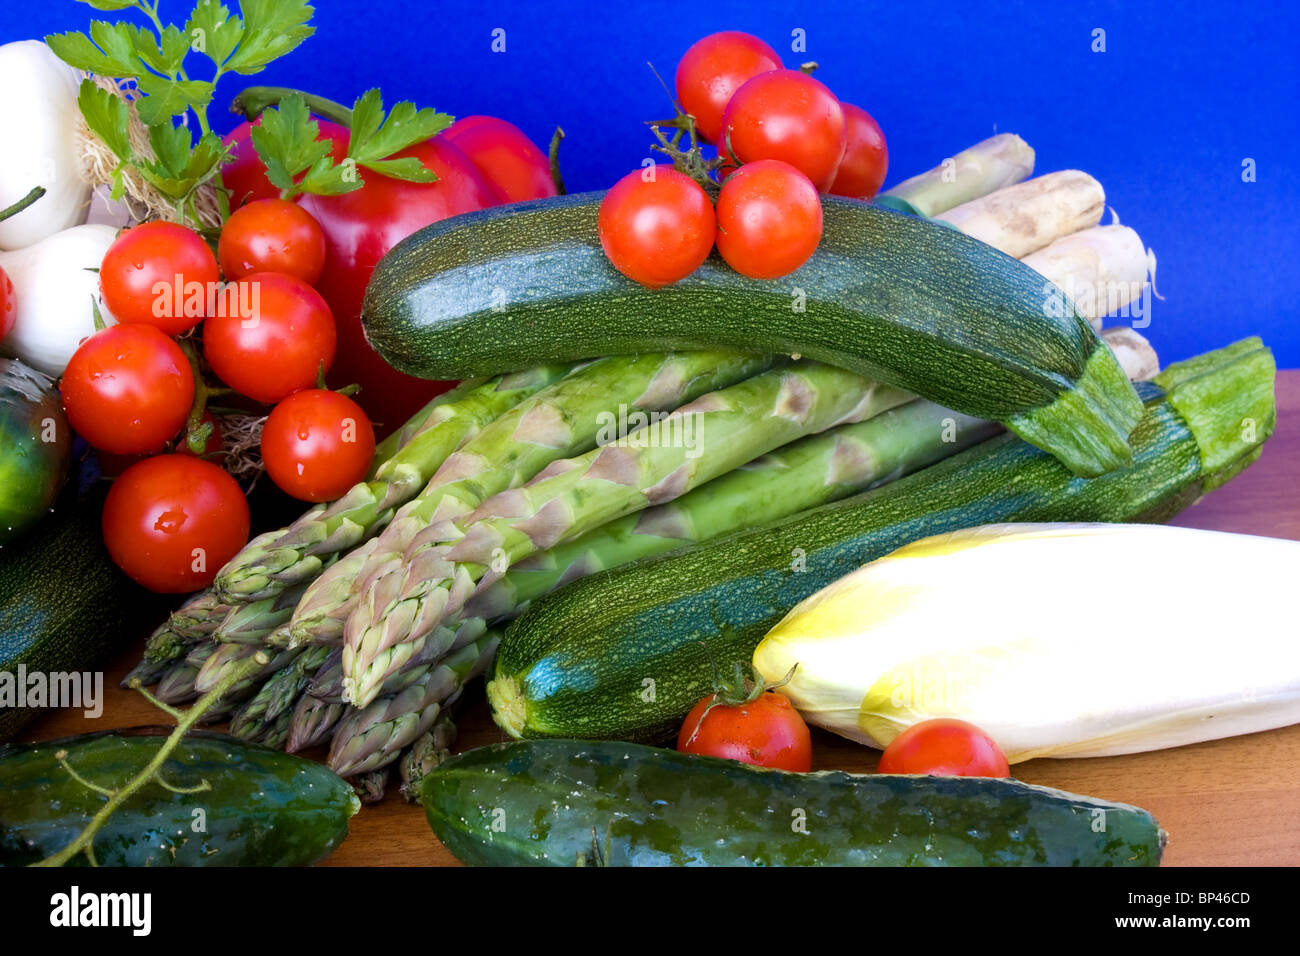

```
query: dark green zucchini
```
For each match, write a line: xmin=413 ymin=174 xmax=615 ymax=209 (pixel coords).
xmin=0 ymin=470 xmax=169 ymax=742
xmin=0 ymin=727 xmax=358 ymax=866
xmin=362 ymin=192 xmax=1143 ymax=477
xmin=0 ymin=357 xmax=70 ymax=544
xmin=488 ymin=338 xmax=1274 ymax=744
xmin=421 ymin=739 xmax=1165 ymax=866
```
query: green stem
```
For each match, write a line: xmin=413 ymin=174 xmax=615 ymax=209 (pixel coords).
xmin=0 ymin=186 xmax=45 ymax=224
xmin=548 ymin=126 xmax=566 ymax=196
xmin=177 ymin=339 xmax=223 ymax=456
xmin=231 ymin=86 xmax=355 ymax=127
xmin=33 ymin=650 xmax=270 ymax=868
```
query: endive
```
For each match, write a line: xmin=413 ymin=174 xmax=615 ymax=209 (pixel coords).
xmin=754 ymin=523 xmax=1300 ymax=761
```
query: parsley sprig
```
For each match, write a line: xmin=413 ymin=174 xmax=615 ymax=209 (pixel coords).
xmin=248 ymin=88 xmax=454 ymax=198
xmin=45 ymin=0 xmax=315 ymax=222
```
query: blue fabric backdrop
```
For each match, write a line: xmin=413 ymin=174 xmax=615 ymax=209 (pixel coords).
xmin=5 ymin=0 xmax=1297 ymax=366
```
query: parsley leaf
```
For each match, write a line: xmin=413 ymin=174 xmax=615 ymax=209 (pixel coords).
xmin=225 ymin=0 xmax=315 ymax=74
xmin=250 ymin=88 xmax=455 ymax=198
xmin=249 ymin=93 xmax=334 ymax=192
xmin=134 ymin=73 xmax=215 ymax=125
xmin=347 ymin=90 xmax=453 ymax=176
xmin=45 ymin=26 xmax=145 ymax=77
xmin=48 ymin=0 xmax=318 ymax=231
xmin=76 ymin=80 xmax=134 ymax=161
xmin=186 ymin=0 xmax=244 ymax=69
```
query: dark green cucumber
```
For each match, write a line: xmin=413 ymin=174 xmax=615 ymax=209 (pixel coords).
xmin=362 ymin=192 xmax=1143 ymax=477
xmin=489 ymin=339 xmax=1275 ymax=743
xmin=0 ymin=357 xmax=70 ymax=544
xmin=422 ymin=739 xmax=1165 ymax=866
xmin=0 ymin=472 xmax=169 ymax=742
xmin=0 ymin=728 xmax=358 ymax=866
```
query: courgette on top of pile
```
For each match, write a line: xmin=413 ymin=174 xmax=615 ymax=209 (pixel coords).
xmin=362 ymin=193 xmax=1143 ymax=477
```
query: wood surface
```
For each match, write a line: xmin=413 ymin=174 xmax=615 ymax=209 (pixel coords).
xmin=21 ymin=371 xmax=1300 ymax=867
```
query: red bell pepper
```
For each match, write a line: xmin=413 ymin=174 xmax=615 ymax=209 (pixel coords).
xmin=222 ymin=101 xmax=501 ymax=436
xmin=297 ymin=138 xmax=500 ymax=434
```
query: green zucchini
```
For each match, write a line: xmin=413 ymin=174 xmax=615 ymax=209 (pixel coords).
xmin=488 ymin=338 xmax=1275 ymax=743
xmin=0 ymin=728 xmax=358 ymax=866
xmin=363 ymin=192 xmax=1143 ymax=477
xmin=0 ymin=357 xmax=70 ymax=544
xmin=0 ymin=471 xmax=168 ymax=742
xmin=421 ymin=739 xmax=1165 ymax=866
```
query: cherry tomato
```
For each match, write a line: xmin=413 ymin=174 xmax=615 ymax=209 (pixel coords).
xmin=679 ymin=689 xmax=812 ymax=772
xmin=715 ymin=159 xmax=823 ymax=279
xmin=221 ymin=118 xmax=350 ymax=209
xmin=0 ymin=265 xmax=14 ymax=344
xmin=296 ymin=137 xmax=497 ymax=434
xmin=877 ymin=718 xmax=1010 ymax=777
xmin=829 ymin=103 xmax=889 ymax=199
xmin=203 ymin=271 xmax=337 ymax=404
xmin=721 ymin=70 xmax=847 ymax=191
xmin=99 ymin=221 xmax=220 ymax=335
xmin=218 ymin=199 xmax=327 ymax=285
xmin=598 ymin=167 xmax=716 ymax=287
xmin=442 ymin=116 xmax=556 ymax=204
xmin=261 ymin=389 xmax=375 ymax=502
xmin=60 ymin=324 xmax=194 ymax=455
xmin=674 ymin=31 xmax=782 ymax=144
xmin=102 ymin=454 xmax=249 ymax=593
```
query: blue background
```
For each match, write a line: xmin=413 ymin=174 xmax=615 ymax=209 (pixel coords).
xmin=6 ymin=0 xmax=1298 ymax=366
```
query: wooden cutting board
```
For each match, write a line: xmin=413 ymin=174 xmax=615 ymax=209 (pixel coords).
xmin=22 ymin=371 xmax=1300 ymax=867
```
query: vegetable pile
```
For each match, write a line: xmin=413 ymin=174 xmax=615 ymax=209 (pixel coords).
xmin=1 ymin=8 xmax=1293 ymax=870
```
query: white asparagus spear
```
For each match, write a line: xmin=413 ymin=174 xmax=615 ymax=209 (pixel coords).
xmin=881 ymin=133 xmax=1035 ymax=216
xmin=1024 ymin=224 xmax=1151 ymax=330
xmin=1101 ymin=327 xmax=1160 ymax=381
xmin=935 ymin=169 xmax=1105 ymax=259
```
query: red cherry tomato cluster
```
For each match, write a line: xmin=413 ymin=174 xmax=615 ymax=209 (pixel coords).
xmin=60 ymin=211 xmax=371 ymax=592
xmin=60 ymin=108 xmax=553 ymax=593
xmin=602 ymin=30 xmax=889 ymax=287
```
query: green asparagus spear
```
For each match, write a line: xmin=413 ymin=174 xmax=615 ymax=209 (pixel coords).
xmin=193 ymin=642 xmax=298 ymax=697
xmin=328 ymin=631 xmax=499 ymax=777
xmin=304 ymin=647 xmax=345 ymax=702
xmin=162 ymin=589 xmax=231 ymax=643
xmin=153 ymin=643 xmax=216 ymax=704
xmin=213 ymin=368 xmax=573 ymax=603
xmin=343 ymin=363 xmax=912 ymax=707
xmin=366 ymin=401 xmax=996 ymax=713
xmin=229 ymin=644 xmax=336 ymax=745
xmin=287 ymin=695 xmax=345 ymax=753
xmin=287 ymin=351 xmax=774 ymax=648
xmin=119 ymin=656 xmax=174 ymax=689
xmin=398 ymin=717 xmax=458 ymax=801
xmin=212 ymin=583 xmax=310 ymax=644
xmin=284 ymin=539 xmax=381 ymax=647
xmin=463 ymin=400 xmax=1000 ymax=627
xmin=352 ymin=768 xmax=390 ymax=804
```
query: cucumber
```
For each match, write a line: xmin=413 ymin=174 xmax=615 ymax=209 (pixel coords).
xmin=421 ymin=739 xmax=1165 ymax=866
xmin=0 ymin=469 xmax=168 ymax=742
xmin=0 ymin=728 xmax=358 ymax=866
xmin=0 ymin=357 xmax=70 ymax=544
xmin=362 ymin=192 xmax=1143 ymax=477
xmin=488 ymin=339 xmax=1274 ymax=744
